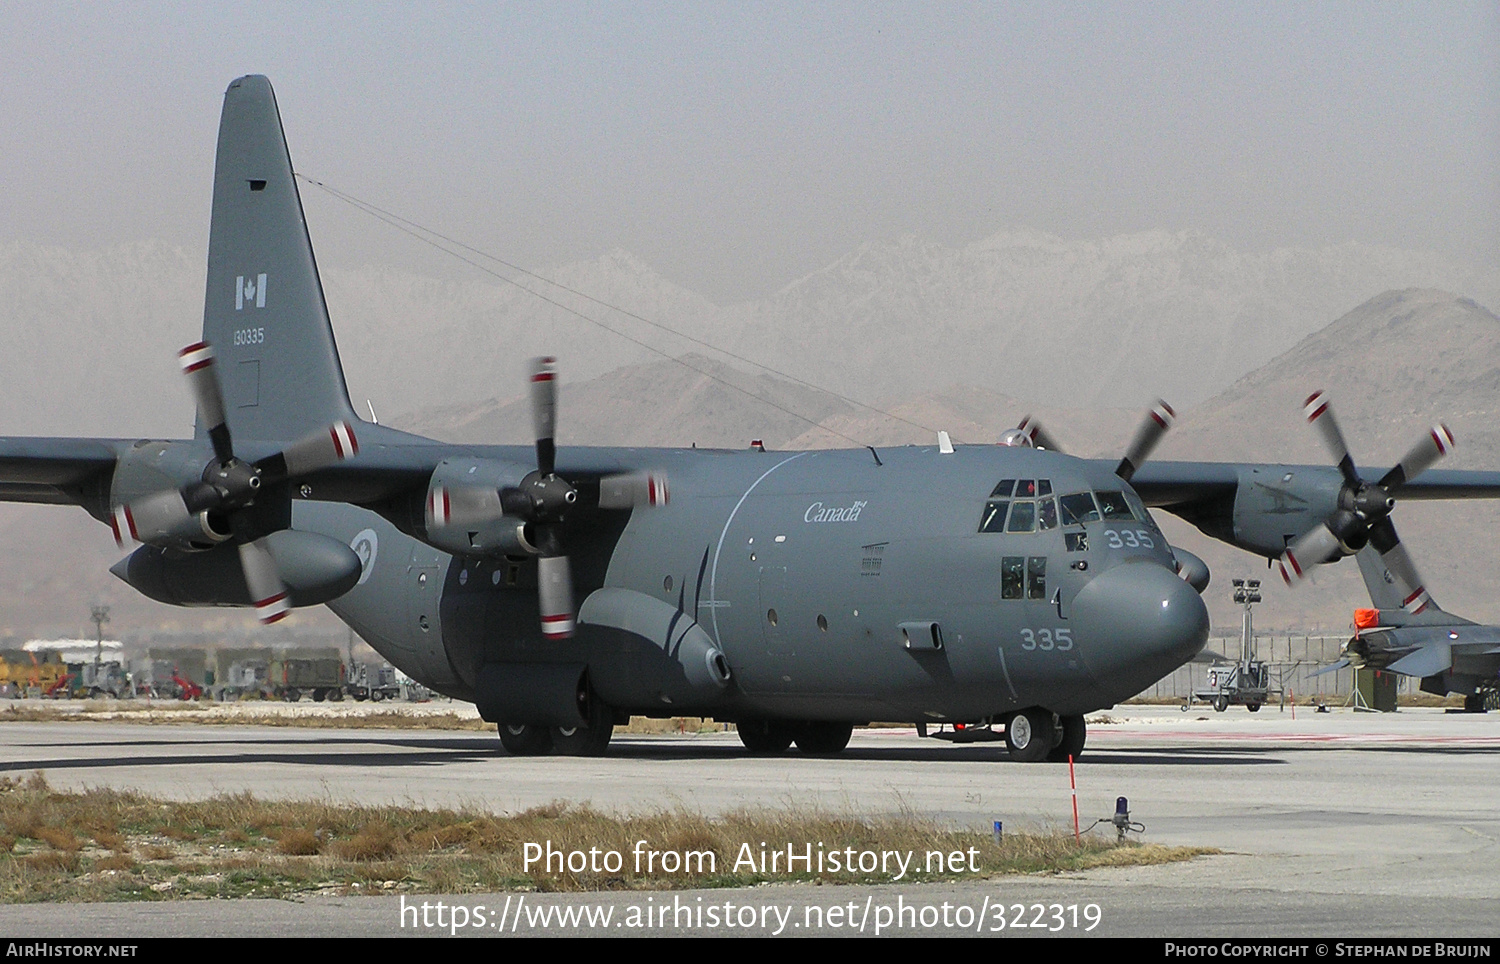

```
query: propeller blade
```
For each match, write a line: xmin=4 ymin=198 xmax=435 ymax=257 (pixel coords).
xmin=1014 ymin=416 xmax=1065 ymax=454
xmin=530 ymin=357 xmax=558 ymax=477
xmin=537 ymin=554 xmax=574 ymax=640
xmin=1276 ymin=523 xmax=1343 ymax=586
xmin=256 ymin=420 xmax=360 ymax=482
xmin=1302 ymin=391 xmax=1361 ymax=489
xmin=1115 ymin=400 xmax=1175 ymax=482
xmin=238 ymin=538 xmax=290 ymax=624
xmin=426 ymin=483 xmax=504 ymax=530
xmin=1365 ymin=517 xmax=1435 ymax=614
xmin=179 ymin=342 xmax=234 ymax=464
xmin=110 ymin=490 xmax=191 ymax=549
xmin=1376 ymin=424 xmax=1455 ymax=492
xmin=598 ymin=472 xmax=669 ymax=509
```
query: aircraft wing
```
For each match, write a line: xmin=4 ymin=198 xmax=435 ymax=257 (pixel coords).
xmin=1125 ymin=461 xmax=1241 ymax=507
xmin=0 ymin=430 xmax=647 ymax=514
xmin=1128 ymin=461 xmax=1500 ymax=507
xmin=1377 ymin=469 xmax=1500 ymax=499
xmin=0 ymin=437 xmax=126 ymax=506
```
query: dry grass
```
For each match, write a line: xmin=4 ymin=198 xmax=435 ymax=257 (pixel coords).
xmin=0 ymin=773 xmax=1211 ymax=902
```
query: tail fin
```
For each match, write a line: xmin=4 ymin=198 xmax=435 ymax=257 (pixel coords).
xmin=199 ymin=75 xmax=358 ymax=442
xmin=1354 ymin=545 xmax=1445 ymax=622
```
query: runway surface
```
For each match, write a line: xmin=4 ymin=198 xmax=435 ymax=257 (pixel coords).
xmin=0 ymin=704 xmax=1496 ymax=938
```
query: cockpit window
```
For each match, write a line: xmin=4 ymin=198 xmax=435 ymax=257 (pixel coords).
xmin=1123 ymin=489 xmax=1149 ymax=521
xmin=1095 ymin=490 xmax=1135 ymax=520
xmin=1058 ymin=492 xmax=1100 ymax=525
xmin=980 ymin=480 xmax=1057 ymax=533
xmin=1001 ymin=556 xmax=1024 ymax=599
xmin=1006 ymin=500 xmax=1036 ymax=532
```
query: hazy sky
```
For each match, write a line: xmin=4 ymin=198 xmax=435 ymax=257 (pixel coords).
xmin=3 ymin=2 xmax=1496 ymax=304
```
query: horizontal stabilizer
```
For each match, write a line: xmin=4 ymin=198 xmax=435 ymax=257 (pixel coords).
xmin=1386 ymin=645 xmax=1453 ymax=678
xmin=1308 ymin=659 xmax=1350 ymax=678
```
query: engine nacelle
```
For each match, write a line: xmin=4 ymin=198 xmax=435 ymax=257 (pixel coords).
xmin=422 ymin=456 xmax=536 ymax=557
xmin=111 ymin=529 xmax=361 ymax=608
xmin=109 ymin=440 xmax=230 ymax=551
xmin=1172 ymin=465 xmax=1343 ymax=560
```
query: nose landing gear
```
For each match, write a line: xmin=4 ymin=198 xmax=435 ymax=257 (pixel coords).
xmin=1003 ymin=709 xmax=1086 ymax=762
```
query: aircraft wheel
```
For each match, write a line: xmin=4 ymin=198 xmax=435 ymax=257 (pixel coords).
xmin=283 ymin=688 xmax=300 ymax=702
xmin=1213 ymin=695 xmax=1229 ymax=712
xmin=329 ymin=689 xmax=344 ymax=703
xmin=795 ymin=722 xmax=853 ymax=755
xmin=498 ymin=723 xmax=554 ymax=756
xmin=737 ymin=719 xmax=795 ymax=753
xmin=552 ymin=695 xmax=614 ymax=757
xmin=1047 ymin=715 xmax=1086 ymax=762
xmin=1464 ymin=693 xmax=1487 ymax=713
xmin=313 ymin=689 xmax=326 ymax=702
xmin=1004 ymin=709 xmax=1055 ymax=763
xmin=1246 ymin=702 xmax=1261 ymax=713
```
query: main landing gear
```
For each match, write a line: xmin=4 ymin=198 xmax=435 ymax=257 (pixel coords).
xmin=495 ymin=690 xmax=616 ymax=757
xmin=1002 ymin=709 xmax=1086 ymax=763
xmin=737 ymin=719 xmax=855 ymax=755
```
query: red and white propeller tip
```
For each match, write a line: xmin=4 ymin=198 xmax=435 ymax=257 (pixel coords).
xmin=537 ymin=555 xmax=574 ymax=640
xmin=1116 ymin=399 xmax=1175 ymax=482
xmin=239 ymin=540 xmax=290 ymax=625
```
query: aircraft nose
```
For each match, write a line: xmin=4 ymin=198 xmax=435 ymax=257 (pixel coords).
xmin=1069 ymin=560 xmax=1209 ymax=699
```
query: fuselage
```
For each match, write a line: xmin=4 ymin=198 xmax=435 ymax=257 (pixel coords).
xmin=310 ymin=441 xmax=1209 ymax=724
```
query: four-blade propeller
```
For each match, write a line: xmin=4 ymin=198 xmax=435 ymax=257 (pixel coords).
xmin=110 ymin=342 xmax=361 ymax=623
xmin=424 ymin=357 xmax=669 ymax=640
xmin=1275 ymin=390 xmax=1451 ymax=614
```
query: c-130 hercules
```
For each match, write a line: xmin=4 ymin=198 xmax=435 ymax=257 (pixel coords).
xmin=4 ymin=77 xmax=1498 ymax=761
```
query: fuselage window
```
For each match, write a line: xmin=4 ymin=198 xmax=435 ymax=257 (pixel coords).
xmin=1027 ymin=556 xmax=1047 ymax=600
xmin=1095 ymin=490 xmax=1135 ymax=520
xmin=1059 ymin=492 xmax=1101 ymax=525
xmin=979 ymin=500 xmax=1009 ymax=533
xmin=1006 ymin=500 xmax=1036 ymax=532
xmin=1038 ymin=497 xmax=1058 ymax=531
xmin=1001 ymin=556 xmax=1024 ymax=599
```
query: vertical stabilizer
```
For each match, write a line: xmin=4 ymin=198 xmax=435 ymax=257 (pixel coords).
xmin=200 ymin=75 xmax=357 ymax=442
xmin=1355 ymin=545 xmax=1444 ymax=617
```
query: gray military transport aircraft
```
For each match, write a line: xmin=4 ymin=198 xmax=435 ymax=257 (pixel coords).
xmin=3 ymin=77 xmax=1498 ymax=762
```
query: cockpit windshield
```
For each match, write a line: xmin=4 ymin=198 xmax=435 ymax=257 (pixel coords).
xmin=1057 ymin=492 xmax=1100 ymax=525
xmin=980 ymin=481 xmax=1143 ymax=532
xmin=1094 ymin=490 xmax=1135 ymax=520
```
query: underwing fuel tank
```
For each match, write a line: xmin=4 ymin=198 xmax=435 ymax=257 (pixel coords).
xmin=111 ymin=529 xmax=361 ymax=608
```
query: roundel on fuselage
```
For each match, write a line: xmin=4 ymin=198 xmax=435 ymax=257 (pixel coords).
xmin=350 ymin=528 xmax=378 ymax=585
